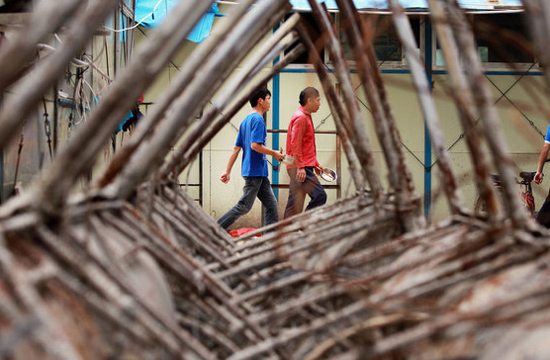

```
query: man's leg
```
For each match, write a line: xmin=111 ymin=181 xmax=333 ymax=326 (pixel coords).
xmin=537 ymin=188 xmax=550 ymax=228
xmin=284 ymin=168 xmax=307 ymax=219
xmin=217 ymin=177 xmax=261 ymax=229
xmin=303 ymin=167 xmax=327 ymax=211
xmin=256 ymin=177 xmax=279 ymax=227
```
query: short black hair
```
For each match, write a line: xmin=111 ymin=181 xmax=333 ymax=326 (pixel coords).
xmin=299 ymin=86 xmax=319 ymax=106
xmin=249 ymin=87 xmax=271 ymax=107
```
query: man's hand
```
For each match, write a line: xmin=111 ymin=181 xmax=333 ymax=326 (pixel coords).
xmin=535 ymin=171 xmax=544 ymax=184
xmin=220 ymin=172 xmax=230 ymax=184
xmin=273 ymin=150 xmax=285 ymax=162
xmin=296 ymin=168 xmax=306 ymax=182
xmin=314 ymin=165 xmax=324 ymax=176
xmin=251 ymin=143 xmax=286 ymax=162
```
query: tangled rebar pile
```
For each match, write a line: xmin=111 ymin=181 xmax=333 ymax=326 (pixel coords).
xmin=1 ymin=0 xmax=550 ymax=359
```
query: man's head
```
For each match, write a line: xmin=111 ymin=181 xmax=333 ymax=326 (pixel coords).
xmin=249 ymin=87 xmax=272 ymax=112
xmin=299 ymin=87 xmax=321 ymax=113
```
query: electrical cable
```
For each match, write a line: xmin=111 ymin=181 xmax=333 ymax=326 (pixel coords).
xmin=42 ymin=98 xmax=53 ymax=160
xmin=12 ymin=129 xmax=24 ymax=197
xmin=104 ymin=0 xmax=165 ymax=33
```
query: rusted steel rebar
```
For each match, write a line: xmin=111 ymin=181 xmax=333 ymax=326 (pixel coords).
xmin=161 ymin=43 xmax=304 ymax=180
xmin=27 ymin=0 xmax=215 ymax=216
xmin=307 ymin=1 xmax=387 ymax=199
xmin=104 ymin=0 xmax=293 ymax=200
xmin=427 ymin=0 xmax=502 ymax=222
xmin=97 ymin=0 xmax=258 ymax=189
xmin=159 ymin=14 xmax=303 ymax=179
xmin=0 ymin=0 xmax=83 ymax=94
xmin=524 ymin=0 xmax=550 ymax=93
xmin=388 ymin=0 xmax=467 ymax=216
xmin=0 ymin=0 xmax=122 ymax=149
xmin=1 ymin=1 xmax=550 ymax=359
xmin=334 ymin=0 xmax=425 ymax=231
xmin=296 ymin=21 xmax=377 ymax=195
xmin=442 ymin=0 xmax=535 ymax=230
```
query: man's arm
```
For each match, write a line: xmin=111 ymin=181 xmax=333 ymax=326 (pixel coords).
xmin=289 ymin=118 xmax=305 ymax=166
xmin=289 ymin=117 xmax=307 ymax=182
xmin=220 ymin=146 xmax=241 ymax=184
xmin=535 ymin=142 xmax=550 ymax=184
xmin=250 ymin=143 xmax=284 ymax=161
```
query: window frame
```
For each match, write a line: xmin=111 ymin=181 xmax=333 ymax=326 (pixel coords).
xmin=330 ymin=12 xmax=420 ymax=70
xmin=432 ymin=11 xmax=541 ymax=72
xmin=278 ymin=10 xmax=539 ymax=74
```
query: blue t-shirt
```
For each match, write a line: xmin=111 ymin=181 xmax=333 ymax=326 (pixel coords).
xmin=545 ymin=125 xmax=550 ymax=144
xmin=236 ymin=112 xmax=268 ymax=177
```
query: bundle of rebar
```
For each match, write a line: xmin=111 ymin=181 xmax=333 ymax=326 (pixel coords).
xmin=1 ymin=0 xmax=550 ymax=359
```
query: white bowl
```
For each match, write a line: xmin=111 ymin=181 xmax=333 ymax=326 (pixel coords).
xmin=320 ymin=167 xmax=337 ymax=182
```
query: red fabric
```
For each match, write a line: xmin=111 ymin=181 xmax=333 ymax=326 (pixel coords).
xmin=229 ymin=228 xmax=261 ymax=237
xmin=523 ymin=192 xmax=535 ymax=213
xmin=286 ymin=107 xmax=319 ymax=169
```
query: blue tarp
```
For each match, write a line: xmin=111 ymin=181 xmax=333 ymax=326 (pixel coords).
xmin=134 ymin=0 xmax=219 ymax=43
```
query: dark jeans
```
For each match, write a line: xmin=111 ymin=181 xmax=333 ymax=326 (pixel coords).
xmin=284 ymin=167 xmax=327 ymax=219
xmin=217 ymin=176 xmax=278 ymax=230
xmin=537 ymin=188 xmax=550 ymax=228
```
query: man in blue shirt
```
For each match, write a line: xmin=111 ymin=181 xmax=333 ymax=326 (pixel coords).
xmin=534 ymin=125 xmax=550 ymax=227
xmin=217 ymin=88 xmax=284 ymax=230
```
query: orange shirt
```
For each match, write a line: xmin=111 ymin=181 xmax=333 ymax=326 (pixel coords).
xmin=286 ymin=106 xmax=319 ymax=169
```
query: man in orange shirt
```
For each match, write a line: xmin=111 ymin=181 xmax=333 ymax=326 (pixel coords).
xmin=284 ymin=87 xmax=327 ymax=218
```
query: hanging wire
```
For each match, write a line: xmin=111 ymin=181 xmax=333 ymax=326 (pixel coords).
xmin=12 ymin=127 xmax=24 ymax=197
xmin=483 ymin=63 xmax=545 ymax=137
xmin=103 ymin=0 xmax=165 ymax=33
xmin=315 ymin=112 xmax=332 ymax=130
xmin=42 ymin=98 xmax=53 ymax=160
xmin=431 ymin=61 xmax=541 ymax=170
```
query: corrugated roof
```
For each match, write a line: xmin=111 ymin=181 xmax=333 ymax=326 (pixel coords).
xmin=134 ymin=0 xmax=523 ymax=41
xmin=289 ymin=0 xmax=522 ymax=11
